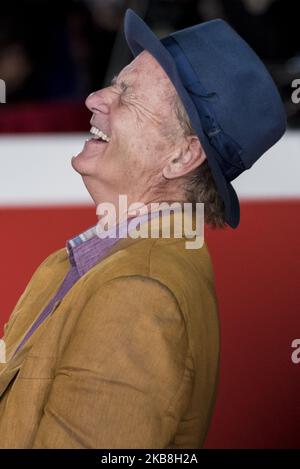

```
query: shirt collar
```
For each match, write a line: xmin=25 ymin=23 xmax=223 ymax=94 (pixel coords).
xmin=66 ymin=210 xmax=151 ymax=277
xmin=66 ymin=202 xmax=185 ymax=277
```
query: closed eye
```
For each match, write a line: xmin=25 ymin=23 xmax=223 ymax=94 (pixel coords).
xmin=120 ymin=82 xmax=128 ymax=92
xmin=111 ymin=75 xmax=130 ymax=94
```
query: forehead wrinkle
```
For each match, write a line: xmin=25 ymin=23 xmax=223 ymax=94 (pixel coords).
xmin=117 ymin=65 xmax=138 ymax=81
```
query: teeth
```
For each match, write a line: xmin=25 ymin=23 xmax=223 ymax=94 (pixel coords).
xmin=90 ymin=126 xmax=110 ymax=142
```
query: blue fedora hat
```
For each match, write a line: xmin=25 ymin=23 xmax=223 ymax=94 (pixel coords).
xmin=124 ymin=9 xmax=286 ymax=228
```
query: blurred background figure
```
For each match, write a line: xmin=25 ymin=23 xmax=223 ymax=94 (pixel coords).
xmin=0 ymin=0 xmax=299 ymax=128
xmin=0 ymin=0 xmax=299 ymax=450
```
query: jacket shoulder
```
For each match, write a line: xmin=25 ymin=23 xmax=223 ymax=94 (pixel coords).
xmin=89 ymin=236 xmax=215 ymax=309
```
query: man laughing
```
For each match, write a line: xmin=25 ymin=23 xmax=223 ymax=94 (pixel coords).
xmin=0 ymin=9 xmax=285 ymax=448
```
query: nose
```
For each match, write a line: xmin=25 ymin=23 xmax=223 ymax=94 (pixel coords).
xmin=85 ymin=88 xmax=111 ymax=115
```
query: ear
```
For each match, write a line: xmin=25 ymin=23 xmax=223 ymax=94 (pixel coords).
xmin=162 ymin=135 xmax=206 ymax=179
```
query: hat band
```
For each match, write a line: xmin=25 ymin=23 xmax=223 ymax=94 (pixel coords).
xmin=161 ymin=36 xmax=245 ymax=181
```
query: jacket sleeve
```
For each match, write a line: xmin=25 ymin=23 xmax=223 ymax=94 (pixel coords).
xmin=32 ymin=275 xmax=193 ymax=448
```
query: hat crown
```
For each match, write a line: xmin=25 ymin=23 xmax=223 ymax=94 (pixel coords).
xmin=167 ymin=18 xmax=286 ymax=176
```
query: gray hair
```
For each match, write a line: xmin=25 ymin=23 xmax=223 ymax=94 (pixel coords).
xmin=173 ymin=94 xmax=227 ymax=228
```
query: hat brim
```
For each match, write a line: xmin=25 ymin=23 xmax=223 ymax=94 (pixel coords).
xmin=124 ymin=9 xmax=240 ymax=228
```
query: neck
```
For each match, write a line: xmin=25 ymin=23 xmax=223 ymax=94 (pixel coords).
xmin=95 ymin=194 xmax=187 ymax=230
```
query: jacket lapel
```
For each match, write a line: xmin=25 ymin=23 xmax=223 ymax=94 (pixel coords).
xmin=0 ymin=299 xmax=62 ymax=398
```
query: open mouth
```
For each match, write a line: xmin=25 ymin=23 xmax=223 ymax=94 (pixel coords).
xmin=90 ymin=126 xmax=111 ymax=143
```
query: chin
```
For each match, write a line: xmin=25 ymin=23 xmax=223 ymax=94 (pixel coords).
xmin=71 ymin=154 xmax=83 ymax=174
xmin=71 ymin=152 xmax=94 ymax=176
xmin=71 ymin=138 xmax=110 ymax=175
